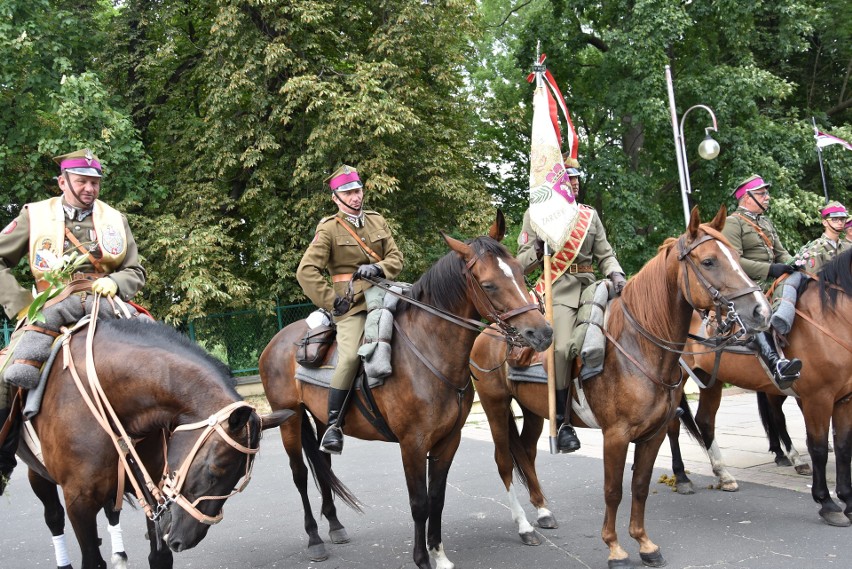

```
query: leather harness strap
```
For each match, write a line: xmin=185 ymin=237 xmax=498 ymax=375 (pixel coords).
xmin=335 ymin=217 xmax=383 ymax=263
xmin=64 ymin=227 xmax=105 ymax=273
xmin=734 ymin=213 xmax=774 ymax=251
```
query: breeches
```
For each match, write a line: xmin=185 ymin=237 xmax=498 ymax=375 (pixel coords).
xmin=331 ymin=313 xmax=366 ymax=390
xmin=552 ymin=302 xmax=579 ymax=391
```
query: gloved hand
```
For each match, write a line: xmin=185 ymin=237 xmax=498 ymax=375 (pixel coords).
xmin=354 ymin=264 xmax=384 ymax=280
xmin=608 ymin=272 xmax=627 ymax=295
xmin=533 ymin=239 xmax=545 ymax=260
xmin=92 ymin=277 xmax=118 ymax=297
xmin=767 ymin=263 xmax=795 ymax=278
xmin=332 ymin=295 xmax=351 ymax=316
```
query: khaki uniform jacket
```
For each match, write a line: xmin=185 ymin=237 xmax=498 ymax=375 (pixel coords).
xmin=722 ymin=208 xmax=792 ymax=289
xmin=517 ymin=206 xmax=623 ymax=309
xmin=0 ymin=199 xmax=146 ymax=319
xmin=794 ymin=233 xmax=852 ymax=274
xmin=296 ymin=210 xmax=403 ymax=321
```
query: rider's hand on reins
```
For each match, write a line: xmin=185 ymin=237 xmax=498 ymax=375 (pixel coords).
xmin=354 ymin=263 xmax=383 ymax=280
xmin=92 ymin=277 xmax=118 ymax=298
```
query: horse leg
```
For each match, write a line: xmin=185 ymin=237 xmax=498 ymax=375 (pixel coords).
xmin=601 ymin=433 xmax=632 ymax=567
xmin=831 ymin=400 xmax=852 ymax=522
xmin=102 ymin=504 xmax=128 ymax=569
xmin=28 ymin=470 xmax=73 ymax=569
xmin=63 ymin=493 xmax=108 ymax=569
xmin=143 ymin=516 xmax=174 ymax=569
xmin=778 ymin=396 xmax=812 ymax=475
xmin=667 ymin=416 xmax=695 ymax=495
xmin=694 ymin=381 xmax=738 ymax=491
xmin=425 ymin=430 xmax=464 ymax=569
xmin=757 ymin=392 xmax=791 ymax=466
xmin=400 ymin=444 xmax=431 ymax=569
xmin=318 ymin=451 xmax=350 ymax=544
xmin=479 ymin=388 xmax=539 ymax=545
xmin=629 ymin=430 xmax=669 ymax=568
xmin=518 ymin=408 xmax=556 ymax=530
xmin=801 ymin=398 xmax=850 ymax=526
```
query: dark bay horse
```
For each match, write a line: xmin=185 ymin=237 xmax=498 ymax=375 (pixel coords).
xmin=16 ymin=317 xmax=291 ymax=569
xmin=674 ymin=248 xmax=852 ymax=526
xmin=469 ymin=206 xmax=772 ymax=568
xmin=259 ymin=212 xmax=553 ymax=569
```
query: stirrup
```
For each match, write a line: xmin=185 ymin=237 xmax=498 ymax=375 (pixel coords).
xmin=773 ymin=359 xmax=801 ymax=390
xmin=556 ymin=424 xmax=581 ymax=454
xmin=319 ymin=426 xmax=344 ymax=455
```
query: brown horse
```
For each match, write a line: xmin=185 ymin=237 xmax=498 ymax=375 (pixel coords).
xmin=470 ymin=206 xmax=772 ymax=568
xmin=674 ymin=247 xmax=852 ymax=526
xmin=259 ymin=212 xmax=553 ymax=569
xmin=15 ymin=317 xmax=291 ymax=569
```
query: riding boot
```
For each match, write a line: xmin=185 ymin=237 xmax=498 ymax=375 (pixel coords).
xmin=555 ymin=387 xmax=581 ymax=454
xmin=754 ymin=331 xmax=802 ymax=390
xmin=319 ymin=388 xmax=349 ymax=455
xmin=0 ymin=407 xmax=21 ymax=496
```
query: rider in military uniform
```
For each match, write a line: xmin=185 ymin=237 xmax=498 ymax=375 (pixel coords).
xmin=0 ymin=149 xmax=146 ymax=494
xmin=296 ymin=165 xmax=403 ymax=454
xmin=517 ymin=158 xmax=626 ymax=453
xmin=794 ymin=201 xmax=851 ymax=273
xmin=845 ymin=218 xmax=852 ymax=244
xmin=722 ymin=174 xmax=801 ymax=389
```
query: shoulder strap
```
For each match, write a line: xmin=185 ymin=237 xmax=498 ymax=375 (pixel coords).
xmin=734 ymin=213 xmax=774 ymax=250
xmin=64 ymin=227 xmax=105 ymax=272
xmin=334 ymin=217 xmax=383 ymax=263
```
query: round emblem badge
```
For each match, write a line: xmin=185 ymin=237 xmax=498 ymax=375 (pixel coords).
xmin=100 ymin=226 xmax=125 ymax=255
xmin=521 ymin=231 xmax=529 ymax=244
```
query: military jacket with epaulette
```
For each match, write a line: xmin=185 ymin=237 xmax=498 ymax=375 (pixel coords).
xmin=296 ymin=210 xmax=403 ymax=320
xmin=793 ymin=233 xmax=852 ymax=274
xmin=722 ymin=208 xmax=792 ymax=289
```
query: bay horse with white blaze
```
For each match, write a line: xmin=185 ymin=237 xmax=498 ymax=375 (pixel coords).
xmin=675 ymin=247 xmax=852 ymax=526
xmin=259 ymin=211 xmax=553 ymax=569
xmin=15 ymin=315 xmax=291 ymax=569
xmin=470 ymin=206 xmax=772 ymax=568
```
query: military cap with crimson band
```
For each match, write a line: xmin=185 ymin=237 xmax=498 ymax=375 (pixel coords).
xmin=821 ymin=201 xmax=848 ymax=219
xmin=325 ymin=164 xmax=363 ymax=192
xmin=53 ymin=148 xmax=102 ymax=178
xmin=732 ymin=174 xmax=770 ymax=199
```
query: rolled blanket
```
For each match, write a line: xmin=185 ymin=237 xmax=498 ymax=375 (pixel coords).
xmin=770 ymin=272 xmax=803 ymax=335
xmin=358 ymin=308 xmax=394 ymax=379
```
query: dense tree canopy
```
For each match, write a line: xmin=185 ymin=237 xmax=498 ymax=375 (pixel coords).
xmin=1 ymin=0 xmax=850 ymax=321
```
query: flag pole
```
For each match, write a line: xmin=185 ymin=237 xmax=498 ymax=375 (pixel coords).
xmin=813 ymin=117 xmax=830 ymax=204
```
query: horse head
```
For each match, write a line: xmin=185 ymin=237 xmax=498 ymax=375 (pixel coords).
xmin=677 ymin=205 xmax=771 ymax=333
xmin=163 ymin=405 xmax=293 ymax=552
xmin=439 ymin=210 xmax=552 ymax=352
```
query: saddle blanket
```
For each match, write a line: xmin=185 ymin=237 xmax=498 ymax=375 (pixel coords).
xmin=506 ymin=364 xmax=600 ymax=429
xmin=294 ymin=350 xmax=384 ymax=390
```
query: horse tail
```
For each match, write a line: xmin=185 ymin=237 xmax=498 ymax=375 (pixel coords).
xmin=756 ymin=392 xmax=788 ymax=454
xmin=506 ymin=411 xmax=534 ymax=491
xmin=677 ymin=393 xmax=707 ymax=451
xmin=300 ymin=412 xmax=363 ymax=513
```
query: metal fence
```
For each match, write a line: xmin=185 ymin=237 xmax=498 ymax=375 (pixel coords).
xmin=1 ymin=303 xmax=315 ymax=377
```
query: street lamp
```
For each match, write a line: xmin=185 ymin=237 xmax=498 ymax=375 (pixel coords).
xmin=665 ymin=65 xmax=720 ymax=227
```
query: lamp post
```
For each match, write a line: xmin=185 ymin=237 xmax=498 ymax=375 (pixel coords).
xmin=665 ymin=65 xmax=720 ymax=227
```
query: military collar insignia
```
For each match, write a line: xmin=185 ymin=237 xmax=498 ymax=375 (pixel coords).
xmin=345 ymin=213 xmax=364 ymax=228
xmin=63 ymin=202 xmax=93 ymax=222
xmin=737 ymin=207 xmax=760 ymax=220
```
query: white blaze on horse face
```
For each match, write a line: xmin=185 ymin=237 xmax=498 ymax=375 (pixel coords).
xmin=497 ymin=257 xmax=529 ymax=303
xmin=715 ymin=241 xmax=765 ymax=305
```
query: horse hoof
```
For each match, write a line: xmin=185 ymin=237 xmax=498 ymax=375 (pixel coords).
xmin=329 ymin=528 xmax=350 ymax=544
xmin=520 ymin=531 xmax=541 ymax=546
xmin=675 ymin=482 xmax=695 ymax=495
xmin=774 ymin=456 xmax=793 ymax=467
xmin=608 ymin=557 xmax=635 ymax=568
xmin=640 ymin=548 xmax=667 ymax=567
xmin=308 ymin=543 xmax=329 ymax=561
xmin=819 ymin=507 xmax=852 ymax=527
xmin=720 ymin=481 xmax=739 ymax=492
xmin=111 ymin=551 xmax=129 ymax=569
xmin=536 ymin=514 xmax=559 ymax=529
xmin=795 ymin=464 xmax=812 ymax=476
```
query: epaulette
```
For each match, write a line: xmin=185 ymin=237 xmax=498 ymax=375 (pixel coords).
xmin=316 ymin=214 xmax=337 ymax=226
xmin=364 ymin=210 xmax=381 ymax=216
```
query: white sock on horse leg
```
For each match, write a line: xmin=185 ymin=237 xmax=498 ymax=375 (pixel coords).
xmin=52 ymin=534 xmax=71 ymax=567
xmin=108 ymin=522 xmax=125 ymax=554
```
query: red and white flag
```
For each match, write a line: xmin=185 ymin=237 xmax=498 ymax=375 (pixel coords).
xmin=815 ymin=129 xmax=852 ymax=152
xmin=525 ymin=54 xmax=579 ymax=251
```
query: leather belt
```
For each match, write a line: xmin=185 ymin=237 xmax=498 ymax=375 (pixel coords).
xmin=35 ymin=272 xmax=105 ymax=292
xmin=568 ymin=264 xmax=594 ymax=274
xmin=332 ymin=273 xmax=353 ymax=283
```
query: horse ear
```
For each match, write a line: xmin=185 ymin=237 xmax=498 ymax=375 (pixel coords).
xmin=228 ymin=406 xmax=254 ymax=431
xmin=260 ymin=409 xmax=295 ymax=430
xmin=708 ymin=204 xmax=727 ymax=231
xmin=687 ymin=205 xmax=701 ymax=236
xmin=488 ymin=209 xmax=506 ymax=242
xmin=441 ymin=231 xmax=474 ymax=260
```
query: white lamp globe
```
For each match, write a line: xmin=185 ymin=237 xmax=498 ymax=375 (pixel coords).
xmin=698 ymin=135 xmax=720 ymax=160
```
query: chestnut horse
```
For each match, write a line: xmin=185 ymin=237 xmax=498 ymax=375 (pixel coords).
xmin=259 ymin=212 xmax=553 ymax=569
xmin=15 ymin=317 xmax=291 ymax=569
xmin=470 ymin=206 xmax=772 ymax=568
xmin=673 ymin=247 xmax=852 ymax=526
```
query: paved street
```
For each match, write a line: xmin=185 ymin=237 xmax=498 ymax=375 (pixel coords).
xmin=1 ymin=389 xmax=849 ymax=568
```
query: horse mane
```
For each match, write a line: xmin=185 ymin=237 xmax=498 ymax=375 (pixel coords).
xmin=817 ymin=247 xmax=852 ymax=309
xmin=607 ymin=236 xmax=680 ymax=348
xmin=97 ymin=319 xmax=238 ymax=392
xmin=402 ymin=236 xmax=511 ymax=315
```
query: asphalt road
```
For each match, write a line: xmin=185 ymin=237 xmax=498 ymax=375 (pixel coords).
xmin=1 ymin=423 xmax=850 ymax=569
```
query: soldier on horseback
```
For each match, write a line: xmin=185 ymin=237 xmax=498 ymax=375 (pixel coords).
xmin=516 ymin=158 xmax=626 ymax=453
xmin=0 ymin=148 xmax=147 ymax=494
xmin=722 ymin=174 xmax=802 ymax=389
xmin=296 ymin=165 xmax=404 ymax=455
xmin=794 ymin=201 xmax=851 ymax=273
